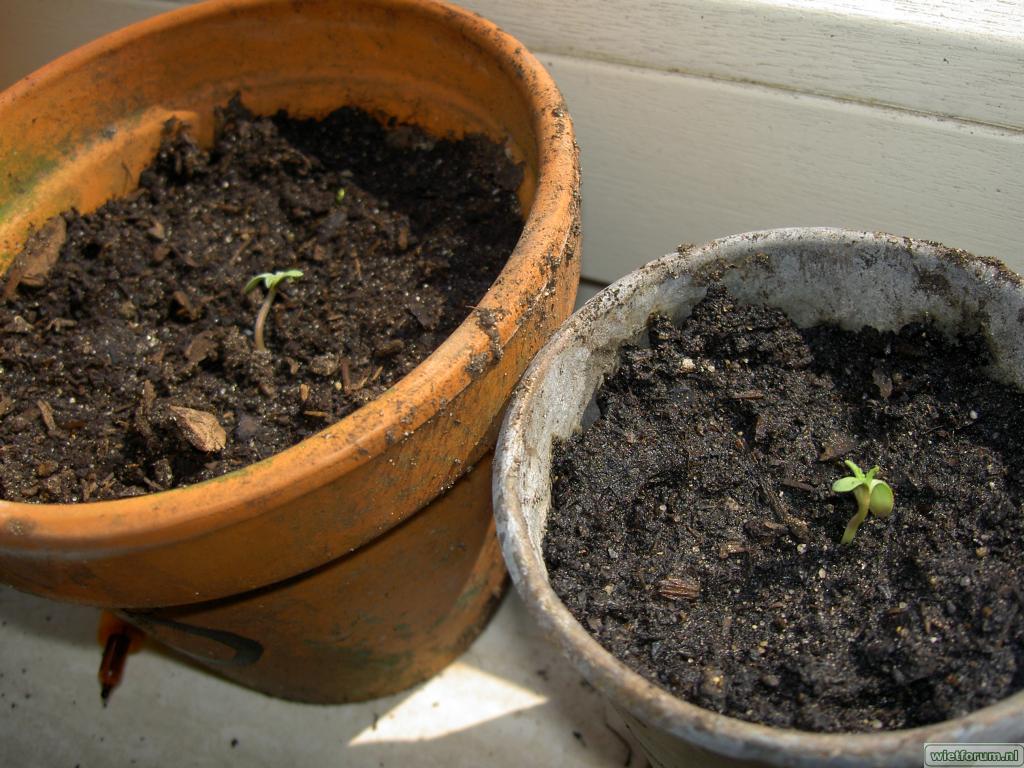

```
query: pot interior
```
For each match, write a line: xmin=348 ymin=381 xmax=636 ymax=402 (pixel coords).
xmin=514 ymin=229 xmax=1024 ymax=554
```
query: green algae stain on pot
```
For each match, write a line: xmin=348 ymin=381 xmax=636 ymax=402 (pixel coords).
xmin=304 ymin=642 xmax=414 ymax=673
xmin=1 ymin=105 xmax=184 ymax=273
xmin=1 ymin=152 xmax=58 ymax=272
xmin=392 ymin=623 xmax=415 ymax=640
xmin=0 ymin=149 xmax=59 ymax=200
xmin=428 ymin=577 xmax=496 ymax=632
xmin=453 ymin=580 xmax=486 ymax=612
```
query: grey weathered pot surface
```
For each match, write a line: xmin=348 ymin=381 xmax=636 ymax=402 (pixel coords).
xmin=493 ymin=228 xmax=1024 ymax=767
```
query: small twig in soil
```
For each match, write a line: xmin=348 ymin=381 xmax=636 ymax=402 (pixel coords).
xmin=758 ymin=480 xmax=788 ymax=520
xmin=36 ymin=399 xmax=61 ymax=436
xmin=142 ymin=476 xmax=165 ymax=492
xmin=231 ymin=234 xmax=253 ymax=261
xmin=171 ymin=289 xmax=198 ymax=320
xmin=340 ymin=359 xmax=353 ymax=392
xmin=730 ymin=389 xmax=764 ymax=400
xmin=45 ymin=318 xmax=77 ymax=333
xmin=925 ymin=417 xmax=978 ymax=436
xmin=657 ymin=576 xmax=700 ymax=601
xmin=351 ymin=370 xmax=373 ymax=391
xmin=243 ymin=269 xmax=303 ymax=353
xmin=146 ymin=220 xmax=166 ymax=242
xmin=718 ymin=541 xmax=749 ymax=559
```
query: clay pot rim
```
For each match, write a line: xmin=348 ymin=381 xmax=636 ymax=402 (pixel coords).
xmin=0 ymin=0 xmax=576 ymax=543
xmin=494 ymin=228 xmax=1024 ymax=765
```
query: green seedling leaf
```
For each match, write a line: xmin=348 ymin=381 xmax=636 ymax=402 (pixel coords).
xmin=843 ymin=460 xmax=866 ymax=480
xmin=336 ymin=188 xmax=346 ymax=204
xmin=869 ymin=480 xmax=895 ymax=518
xmin=833 ymin=460 xmax=896 ymax=544
xmin=245 ymin=269 xmax=303 ymax=294
xmin=831 ymin=476 xmax=862 ymax=493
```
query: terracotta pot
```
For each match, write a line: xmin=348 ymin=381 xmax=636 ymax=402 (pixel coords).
xmin=0 ymin=0 xmax=580 ymax=702
xmin=494 ymin=229 xmax=1024 ymax=767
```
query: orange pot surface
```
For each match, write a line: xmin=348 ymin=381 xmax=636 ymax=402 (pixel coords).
xmin=0 ymin=0 xmax=579 ymax=701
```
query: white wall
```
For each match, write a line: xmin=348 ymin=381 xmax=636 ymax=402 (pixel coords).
xmin=1 ymin=0 xmax=183 ymax=87
xmin=3 ymin=0 xmax=1023 ymax=281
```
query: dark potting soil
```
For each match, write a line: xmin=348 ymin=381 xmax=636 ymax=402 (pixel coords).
xmin=545 ymin=283 xmax=1024 ymax=732
xmin=0 ymin=99 xmax=523 ymax=502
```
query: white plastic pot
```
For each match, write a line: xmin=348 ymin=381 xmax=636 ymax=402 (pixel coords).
xmin=494 ymin=228 xmax=1024 ymax=767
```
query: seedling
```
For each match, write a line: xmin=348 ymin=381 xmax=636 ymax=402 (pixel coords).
xmin=832 ymin=460 xmax=895 ymax=544
xmin=244 ymin=269 xmax=303 ymax=353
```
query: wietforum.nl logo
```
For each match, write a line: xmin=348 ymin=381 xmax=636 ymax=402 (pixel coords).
xmin=924 ymin=744 xmax=1024 ymax=767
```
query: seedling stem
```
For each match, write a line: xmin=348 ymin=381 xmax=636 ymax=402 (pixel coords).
xmin=244 ymin=269 xmax=303 ymax=353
